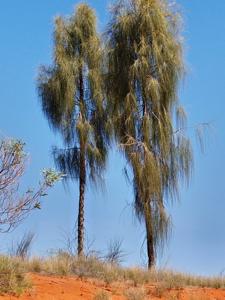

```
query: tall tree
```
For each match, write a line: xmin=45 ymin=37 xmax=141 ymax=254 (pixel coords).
xmin=106 ymin=0 xmax=193 ymax=268
xmin=38 ymin=4 xmax=108 ymax=256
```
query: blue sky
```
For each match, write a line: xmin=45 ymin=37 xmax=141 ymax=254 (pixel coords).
xmin=0 ymin=0 xmax=225 ymax=276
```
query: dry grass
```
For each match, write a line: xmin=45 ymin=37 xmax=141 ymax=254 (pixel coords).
xmin=1 ymin=252 xmax=225 ymax=296
xmin=188 ymin=296 xmax=211 ymax=300
xmin=124 ymin=287 xmax=146 ymax=300
xmin=146 ymin=269 xmax=225 ymax=289
xmin=0 ymin=256 xmax=30 ymax=295
xmin=93 ymin=290 xmax=111 ymax=300
xmin=26 ymin=253 xmax=225 ymax=289
xmin=27 ymin=252 xmax=123 ymax=283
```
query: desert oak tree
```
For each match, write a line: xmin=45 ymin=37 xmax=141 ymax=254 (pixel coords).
xmin=38 ymin=4 xmax=108 ymax=256
xmin=106 ymin=0 xmax=193 ymax=268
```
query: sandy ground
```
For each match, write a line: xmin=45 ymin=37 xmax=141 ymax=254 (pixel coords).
xmin=1 ymin=274 xmax=225 ymax=299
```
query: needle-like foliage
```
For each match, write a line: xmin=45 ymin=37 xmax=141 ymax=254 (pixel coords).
xmin=38 ymin=4 xmax=108 ymax=256
xmin=106 ymin=0 xmax=193 ymax=268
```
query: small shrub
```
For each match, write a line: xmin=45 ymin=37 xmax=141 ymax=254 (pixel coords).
xmin=93 ymin=290 xmax=111 ymax=300
xmin=105 ymin=239 xmax=125 ymax=265
xmin=124 ymin=287 xmax=146 ymax=300
xmin=10 ymin=232 xmax=35 ymax=260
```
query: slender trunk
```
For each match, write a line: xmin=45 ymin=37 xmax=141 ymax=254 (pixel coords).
xmin=77 ymin=65 xmax=86 ymax=257
xmin=77 ymin=146 xmax=86 ymax=256
xmin=144 ymin=203 xmax=155 ymax=269
xmin=142 ymin=97 xmax=154 ymax=269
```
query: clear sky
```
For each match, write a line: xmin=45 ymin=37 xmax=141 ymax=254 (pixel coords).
xmin=0 ymin=0 xmax=225 ymax=276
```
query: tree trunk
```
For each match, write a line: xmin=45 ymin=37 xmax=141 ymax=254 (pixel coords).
xmin=144 ymin=203 xmax=155 ymax=269
xmin=77 ymin=65 xmax=86 ymax=257
xmin=77 ymin=146 xmax=86 ymax=257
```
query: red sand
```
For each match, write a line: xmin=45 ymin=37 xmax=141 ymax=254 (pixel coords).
xmin=1 ymin=274 xmax=225 ymax=299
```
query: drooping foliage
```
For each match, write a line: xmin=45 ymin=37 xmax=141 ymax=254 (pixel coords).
xmin=38 ymin=4 xmax=108 ymax=255
xmin=106 ymin=0 xmax=193 ymax=267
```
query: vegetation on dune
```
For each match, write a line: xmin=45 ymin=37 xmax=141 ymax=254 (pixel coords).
xmin=0 ymin=256 xmax=30 ymax=295
xmin=94 ymin=290 xmax=111 ymax=300
xmin=105 ymin=0 xmax=192 ymax=268
xmin=25 ymin=253 xmax=225 ymax=289
xmin=124 ymin=287 xmax=146 ymax=300
xmin=1 ymin=253 xmax=225 ymax=296
xmin=38 ymin=3 xmax=109 ymax=257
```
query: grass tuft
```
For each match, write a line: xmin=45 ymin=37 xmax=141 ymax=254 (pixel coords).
xmin=124 ymin=287 xmax=146 ymax=300
xmin=0 ymin=256 xmax=30 ymax=295
xmin=94 ymin=290 xmax=111 ymax=300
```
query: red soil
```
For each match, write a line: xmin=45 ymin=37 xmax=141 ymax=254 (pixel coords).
xmin=0 ymin=274 xmax=225 ymax=300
